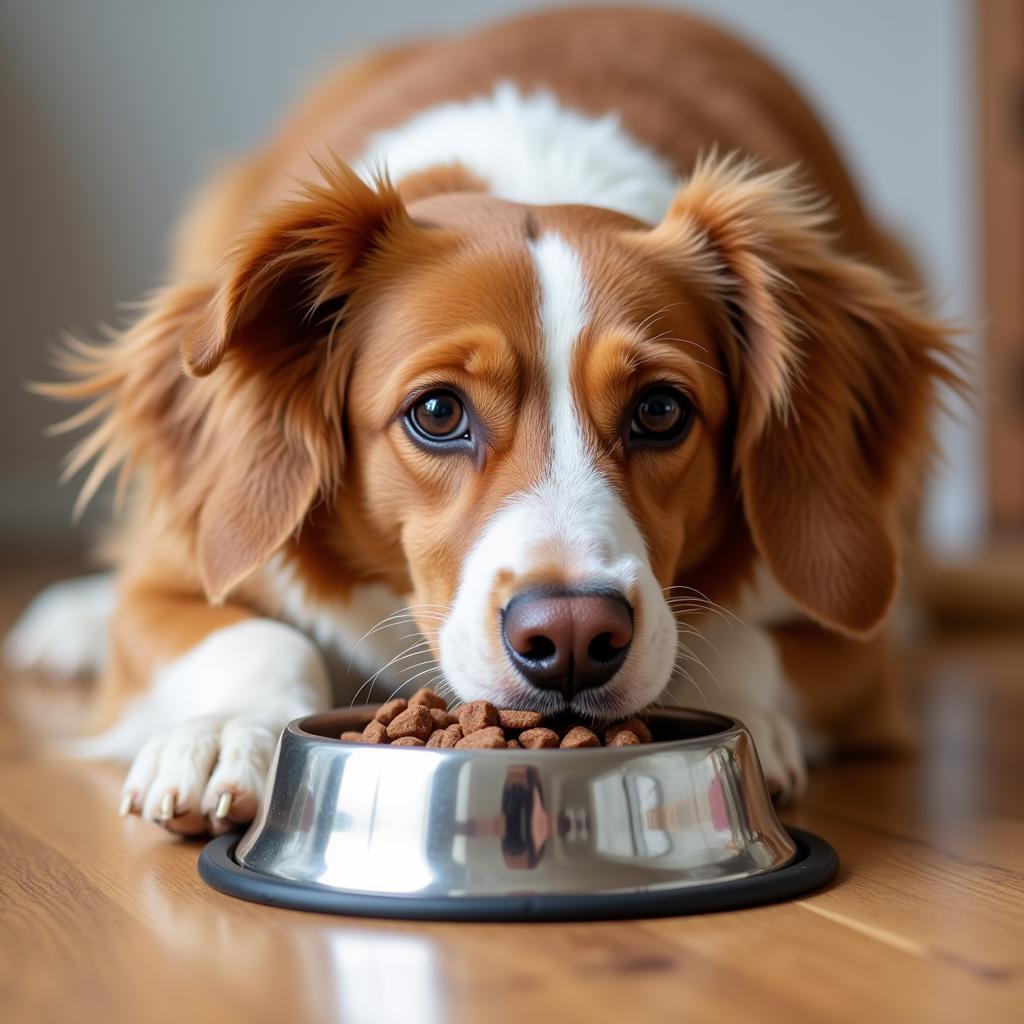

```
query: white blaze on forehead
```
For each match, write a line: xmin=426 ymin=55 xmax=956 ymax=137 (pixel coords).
xmin=525 ymin=232 xmax=643 ymax=572
xmin=528 ymin=233 xmax=600 ymax=527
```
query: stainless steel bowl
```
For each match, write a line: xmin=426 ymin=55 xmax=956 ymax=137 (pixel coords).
xmin=199 ymin=707 xmax=837 ymax=920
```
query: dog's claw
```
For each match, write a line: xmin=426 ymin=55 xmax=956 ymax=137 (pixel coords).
xmin=119 ymin=792 xmax=134 ymax=818
xmin=214 ymin=791 xmax=233 ymax=821
xmin=159 ymin=792 xmax=176 ymax=822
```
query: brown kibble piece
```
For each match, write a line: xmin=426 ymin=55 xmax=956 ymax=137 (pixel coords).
xmin=374 ymin=698 xmax=408 ymax=725
xmin=361 ymin=720 xmax=388 ymax=744
xmin=353 ymin=702 xmax=654 ymax=749
xmin=497 ymin=709 xmax=544 ymax=730
xmin=610 ymin=729 xmax=640 ymax=747
xmin=605 ymin=718 xmax=652 ymax=745
xmin=518 ymin=727 xmax=560 ymax=749
xmin=429 ymin=707 xmax=457 ymax=729
xmin=386 ymin=705 xmax=434 ymax=741
xmin=458 ymin=700 xmax=499 ymax=734
xmin=438 ymin=724 xmax=463 ymax=747
xmin=410 ymin=688 xmax=448 ymax=711
xmin=425 ymin=724 xmax=464 ymax=748
xmin=561 ymin=725 xmax=600 ymax=749
xmin=455 ymin=726 xmax=506 ymax=750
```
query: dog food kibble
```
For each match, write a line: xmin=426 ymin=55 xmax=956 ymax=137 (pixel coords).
xmin=410 ymin=687 xmax=448 ymax=711
xmin=386 ymin=705 xmax=434 ymax=741
xmin=426 ymin=723 xmax=463 ymax=748
xmin=518 ymin=727 xmax=560 ymax=749
xmin=560 ymin=725 xmax=601 ymax=749
xmin=497 ymin=709 xmax=544 ymax=730
xmin=455 ymin=726 xmax=506 ymax=750
xmin=609 ymin=729 xmax=640 ymax=747
xmin=429 ymin=707 xmax=457 ymax=729
xmin=458 ymin=700 xmax=500 ymax=734
xmin=362 ymin=719 xmax=388 ymax=744
xmin=605 ymin=718 xmax=653 ymax=745
xmin=340 ymin=690 xmax=654 ymax=749
xmin=374 ymin=698 xmax=408 ymax=725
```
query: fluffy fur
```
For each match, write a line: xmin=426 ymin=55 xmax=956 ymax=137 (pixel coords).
xmin=7 ymin=7 xmax=961 ymax=834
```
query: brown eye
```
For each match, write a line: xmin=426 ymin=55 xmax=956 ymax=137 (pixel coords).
xmin=629 ymin=386 xmax=693 ymax=445
xmin=407 ymin=390 xmax=470 ymax=443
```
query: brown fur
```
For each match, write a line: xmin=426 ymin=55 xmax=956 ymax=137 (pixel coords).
xmin=43 ymin=6 xmax=960 ymax=745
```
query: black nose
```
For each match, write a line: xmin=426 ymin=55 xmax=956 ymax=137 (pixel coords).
xmin=502 ymin=588 xmax=633 ymax=698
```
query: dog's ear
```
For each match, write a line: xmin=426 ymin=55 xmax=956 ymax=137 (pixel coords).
xmin=182 ymin=160 xmax=411 ymax=601
xmin=183 ymin=159 xmax=408 ymax=376
xmin=649 ymin=155 xmax=959 ymax=636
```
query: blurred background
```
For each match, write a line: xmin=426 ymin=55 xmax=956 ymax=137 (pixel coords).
xmin=1 ymin=0 xmax=1021 ymax=613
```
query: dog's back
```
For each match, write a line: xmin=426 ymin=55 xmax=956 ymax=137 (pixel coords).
xmin=183 ymin=8 xmax=893 ymax=281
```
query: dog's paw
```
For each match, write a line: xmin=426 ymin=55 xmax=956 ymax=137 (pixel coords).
xmin=120 ymin=715 xmax=280 ymax=836
xmin=722 ymin=702 xmax=808 ymax=803
xmin=4 ymin=573 xmax=116 ymax=679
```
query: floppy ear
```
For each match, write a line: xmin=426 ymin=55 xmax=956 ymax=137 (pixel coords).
xmin=181 ymin=160 xmax=411 ymax=601
xmin=651 ymin=155 xmax=960 ymax=636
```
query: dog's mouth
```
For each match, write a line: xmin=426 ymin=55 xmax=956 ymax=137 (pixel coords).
xmin=470 ymin=678 xmax=650 ymax=725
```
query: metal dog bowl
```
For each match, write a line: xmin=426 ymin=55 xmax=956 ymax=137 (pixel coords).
xmin=199 ymin=707 xmax=837 ymax=920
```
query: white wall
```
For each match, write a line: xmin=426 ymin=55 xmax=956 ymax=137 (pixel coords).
xmin=0 ymin=0 xmax=981 ymax=551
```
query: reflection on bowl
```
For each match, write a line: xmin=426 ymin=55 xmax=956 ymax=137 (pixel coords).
xmin=234 ymin=706 xmax=797 ymax=899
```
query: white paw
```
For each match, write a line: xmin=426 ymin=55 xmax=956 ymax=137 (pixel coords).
xmin=4 ymin=573 xmax=116 ymax=678
xmin=121 ymin=714 xmax=281 ymax=836
xmin=726 ymin=703 xmax=808 ymax=803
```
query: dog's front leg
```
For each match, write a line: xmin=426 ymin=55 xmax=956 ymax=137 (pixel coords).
xmin=108 ymin=587 xmax=330 ymax=835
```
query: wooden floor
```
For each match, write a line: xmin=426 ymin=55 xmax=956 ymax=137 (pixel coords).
xmin=1 ymin=563 xmax=1022 ymax=1024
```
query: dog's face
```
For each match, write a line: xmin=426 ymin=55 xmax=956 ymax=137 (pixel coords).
xmin=182 ymin=158 xmax=954 ymax=719
xmin=340 ymin=195 xmax=732 ymax=717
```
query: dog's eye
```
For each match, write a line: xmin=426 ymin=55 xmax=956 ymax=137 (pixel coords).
xmin=407 ymin=390 xmax=470 ymax=443
xmin=629 ymin=386 xmax=693 ymax=445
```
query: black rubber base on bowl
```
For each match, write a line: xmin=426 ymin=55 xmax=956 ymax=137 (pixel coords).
xmin=198 ymin=827 xmax=837 ymax=922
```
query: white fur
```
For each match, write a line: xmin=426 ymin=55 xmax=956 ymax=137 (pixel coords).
xmin=735 ymin=559 xmax=805 ymax=626
xmin=4 ymin=572 xmax=115 ymax=678
xmin=440 ymin=233 xmax=677 ymax=717
xmin=666 ymin=611 xmax=808 ymax=799
xmin=262 ymin=554 xmax=421 ymax=696
xmin=358 ymin=81 xmax=678 ymax=224
xmin=97 ymin=619 xmax=330 ymax=827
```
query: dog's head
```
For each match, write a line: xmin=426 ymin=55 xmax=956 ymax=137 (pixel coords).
xmin=173 ymin=155 xmax=955 ymax=718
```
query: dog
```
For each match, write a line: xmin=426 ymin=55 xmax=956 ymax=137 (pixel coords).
xmin=5 ymin=6 xmax=959 ymax=835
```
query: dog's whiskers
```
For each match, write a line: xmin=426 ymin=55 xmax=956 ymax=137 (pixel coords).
xmin=350 ymin=607 xmax=447 ymax=651
xmin=379 ymin=658 xmax=444 ymax=704
xmin=353 ymin=604 xmax=448 ymax=633
xmin=400 ymin=661 xmax=445 ymax=691
xmin=661 ymin=585 xmax=748 ymax=630
xmin=350 ymin=640 xmax=432 ymax=705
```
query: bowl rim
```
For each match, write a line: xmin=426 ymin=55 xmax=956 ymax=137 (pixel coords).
xmin=201 ymin=827 xmax=838 ymax=921
xmin=288 ymin=704 xmax=745 ymax=756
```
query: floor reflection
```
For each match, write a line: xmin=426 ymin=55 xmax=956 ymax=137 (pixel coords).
xmin=313 ymin=928 xmax=447 ymax=1024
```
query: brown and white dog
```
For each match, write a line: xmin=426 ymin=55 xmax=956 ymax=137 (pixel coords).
xmin=6 ymin=7 xmax=958 ymax=835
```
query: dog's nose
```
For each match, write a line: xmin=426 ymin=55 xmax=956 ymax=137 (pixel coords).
xmin=502 ymin=588 xmax=633 ymax=697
